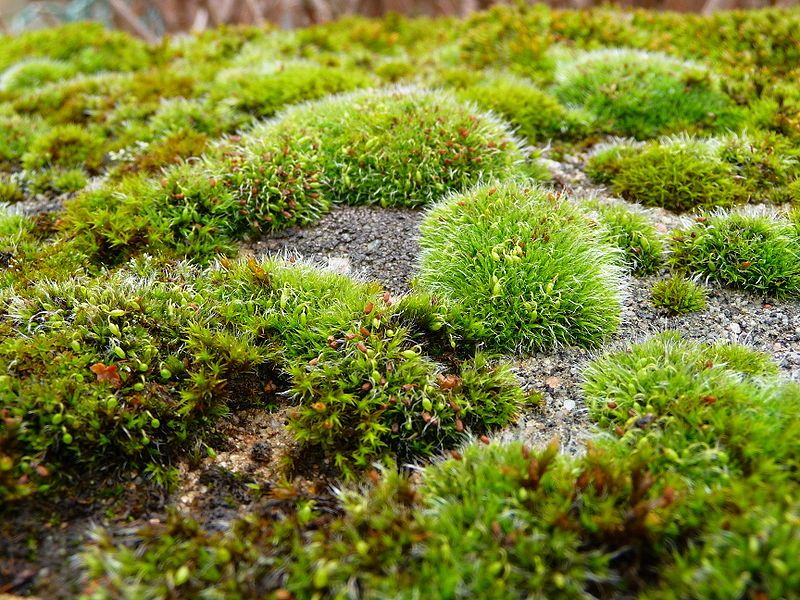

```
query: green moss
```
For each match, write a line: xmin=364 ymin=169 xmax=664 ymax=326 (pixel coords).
xmin=0 ymin=58 xmax=77 ymax=93
xmin=455 ymin=72 xmax=589 ymax=142
xmin=418 ymin=181 xmax=623 ymax=353
xmin=79 ymin=328 xmax=800 ymax=598
xmin=457 ymin=4 xmax=553 ymax=80
xmin=650 ymin=274 xmax=708 ymax=315
xmin=584 ymin=143 xmax=639 ymax=184
xmin=0 ymin=22 xmax=151 ymax=74
xmin=590 ymin=134 xmax=800 ymax=212
xmin=24 ymin=168 xmax=89 ymax=196
xmin=14 ymin=68 xmax=197 ymax=126
xmin=717 ymin=131 xmax=800 ymax=204
xmin=670 ymin=212 xmax=800 ymax=299
xmin=591 ymin=202 xmax=665 ymax=275
xmin=207 ymin=61 xmax=372 ymax=117
xmin=0 ymin=113 xmax=45 ymax=169
xmin=21 ymin=124 xmax=106 ymax=174
xmin=593 ymin=138 xmax=738 ymax=213
xmin=263 ymin=86 xmax=526 ymax=207
xmin=0 ymin=257 xmax=523 ymax=502
xmin=0 ymin=176 xmax=24 ymax=204
xmin=374 ymin=58 xmax=415 ymax=82
xmin=112 ymin=131 xmax=210 ymax=177
xmin=553 ymin=49 xmax=741 ymax=139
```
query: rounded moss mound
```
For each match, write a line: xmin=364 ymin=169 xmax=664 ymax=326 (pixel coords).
xmin=588 ymin=137 xmax=737 ymax=213
xmin=670 ymin=211 xmax=800 ymax=299
xmin=0 ymin=58 xmax=77 ymax=92
xmin=453 ymin=72 xmax=589 ymax=142
xmin=252 ymin=86 xmax=526 ymax=207
xmin=588 ymin=133 xmax=800 ymax=212
xmin=590 ymin=202 xmax=665 ymax=275
xmin=553 ymin=49 xmax=740 ymax=138
xmin=417 ymin=182 xmax=623 ymax=353
xmin=650 ymin=274 xmax=708 ymax=316
xmin=207 ymin=61 xmax=372 ymax=117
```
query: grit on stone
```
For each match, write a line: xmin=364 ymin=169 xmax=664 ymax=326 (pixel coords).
xmin=245 ymin=205 xmax=423 ymax=294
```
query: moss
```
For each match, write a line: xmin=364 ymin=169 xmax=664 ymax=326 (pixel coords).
xmin=584 ymin=143 xmax=639 ymax=184
xmin=0 ymin=22 xmax=151 ymax=74
xmin=456 ymin=4 xmax=553 ymax=80
xmin=0 ymin=176 xmax=24 ymax=204
xmin=670 ymin=212 xmax=800 ymax=299
xmin=553 ymin=49 xmax=741 ymax=139
xmin=262 ymin=86 xmax=526 ymax=208
xmin=24 ymin=168 xmax=89 ymax=196
xmin=21 ymin=124 xmax=106 ymax=174
xmin=14 ymin=68 xmax=197 ymax=126
xmin=0 ymin=257 xmax=523 ymax=503
xmin=374 ymin=58 xmax=415 ymax=82
xmin=112 ymin=131 xmax=210 ymax=177
xmin=592 ymin=138 xmax=738 ymax=213
xmin=650 ymin=274 xmax=708 ymax=316
xmin=716 ymin=131 xmax=800 ymax=204
xmin=0 ymin=58 xmax=77 ymax=93
xmin=591 ymin=202 xmax=665 ymax=275
xmin=0 ymin=113 xmax=45 ymax=169
xmin=418 ymin=181 xmax=623 ymax=353
xmin=455 ymin=72 xmax=589 ymax=142
xmin=207 ymin=61 xmax=372 ymax=117
xmin=589 ymin=134 xmax=800 ymax=212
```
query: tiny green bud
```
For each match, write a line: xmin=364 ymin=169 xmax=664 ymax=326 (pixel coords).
xmin=174 ymin=565 xmax=190 ymax=586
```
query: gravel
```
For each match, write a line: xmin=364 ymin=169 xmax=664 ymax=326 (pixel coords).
xmin=244 ymin=205 xmax=423 ymax=294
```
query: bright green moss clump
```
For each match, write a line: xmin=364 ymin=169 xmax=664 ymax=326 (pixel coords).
xmin=22 ymin=123 xmax=105 ymax=174
xmin=553 ymin=49 xmax=741 ymax=139
xmin=207 ymin=61 xmax=372 ymax=117
xmin=453 ymin=72 xmax=588 ymax=142
xmin=591 ymin=202 xmax=665 ymax=275
xmin=418 ymin=182 xmax=623 ymax=353
xmin=588 ymin=137 xmax=737 ymax=213
xmin=671 ymin=212 xmax=800 ymax=299
xmin=0 ymin=22 xmax=151 ymax=74
xmin=650 ymin=274 xmax=708 ymax=316
xmin=0 ymin=58 xmax=77 ymax=92
xmin=588 ymin=133 xmax=800 ymax=212
xmin=263 ymin=86 xmax=526 ymax=207
xmin=0 ymin=113 xmax=44 ymax=169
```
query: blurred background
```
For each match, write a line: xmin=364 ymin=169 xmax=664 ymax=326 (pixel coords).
xmin=1 ymin=0 xmax=798 ymax=38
